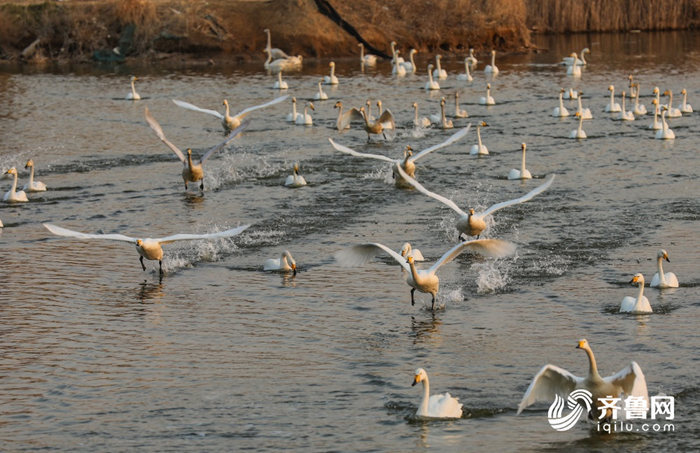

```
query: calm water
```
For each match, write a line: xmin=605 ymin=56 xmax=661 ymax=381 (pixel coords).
xmin=1 ymin=31 xmax=699 ymax=452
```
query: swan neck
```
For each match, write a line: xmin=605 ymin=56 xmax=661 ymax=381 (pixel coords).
xmin=408 ymin=260 xmax=421 ymax=284
xmin=521 ymin=148 xmax=526 ymax=173
xmin=636 ymin=281 xmax=646 ymax=306
xmin=418 ymin=376 xmax=430 ymax=416
xmin=491 ymin=53 xmax=496 ymax=66
xmin=559 ymin=92 xmax=565 ymax=109
xmin=10 ymin=171 xmax=18 ymax=193
xmin=29 ymin=165 xmax=35 ymax=184
xmin=410 ymin=51 xmax=416 ymax=66
xmin=414 ymin=105 xmax=418 ymax=122
xmin=186 ymin=152 xmax=195 ymax=169
xmin=224 ymin=101 xmax=231 ymax=119
xmin=477 ymin=127 xmax=483 ymax=146
xmin=440 ymin=102 xmax=446 ymax=122
xmin=265 ymin=50 xmax=272 ymax=65
xmin=330 ymin=65 xmax=335 ymax=77
xmin=359 ymin=45 xmax=364 ymax=59
xmin=584 ymin=347 xmax=599 ymax=378
xmin=657 ymin=257 xmax=667 ymax=284
xmin=266 ymin=29 xmax=271 ymax=49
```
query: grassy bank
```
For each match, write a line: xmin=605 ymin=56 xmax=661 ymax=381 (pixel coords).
xmin=1 ymin=0 xmax=699 ymax=62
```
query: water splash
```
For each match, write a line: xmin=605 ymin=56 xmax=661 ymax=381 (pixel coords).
xmin=362 ymin=165 xmax=394 ymax=184
xmin=472 ymin=259 xmax=511 ymax=293
xmin=205 ymin=151 xmax=287 ymax=190
xmin=401 ymin=125 xmax=428 ymax=139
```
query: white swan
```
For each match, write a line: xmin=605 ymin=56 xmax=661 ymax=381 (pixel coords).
xmin=662 ymin=90 xmax=682 ymax=117
xmin=436 ymin=97 xmax=453 ymax=129
xmin=314 ymin=80 xmax=328 ymax=100
xmin=323 ymin=62 xmax=339 ymax=85
xmin=562 ymin=48 xmax=589 ymax=66
xmin=563 ymin=88 xmax=578 ymax=99
xmin=650 ymin=249 xmax=679 ymax=288
xmin=400 ymin=49 xmax=417 ymax=73
xmin=390 ymin=41 xmax=405 ymax=65
xmin=400 ymin=243 xmax=425 ymax=261
xmin=376 ymin=101 xmax=394 ymax=129
xmin=329 ymin=126 xmax=469 ymax=182
xmin=453 ymin=92 xmax=468 ymax=118
xmin=3 ymin=167 xmax=28 ymax=202
xmin=566 ymin=54 xmax=581 ymax=76
xmin=432 ymin=55 xmax=448 ymax=79
xmin=44 ymin=223 xmax=249 ymax=276
xmin=264 ymin=250 xmax=297 ymax=275
xmin=393 ymin=50 xmax=407 ymax=76
xmin=356 ymin=106 xmax=395 ymax=142
xmin=616 ymin=91 xmax=635 ymax=121
xmin=678 ymin=88 xmax=693 ymax=113
xmin=295 ymin=102 xmax=315 ymax=125
xmin=605 ymin=85 xmax=621 ymax=113
xmin=652 ymin=87 xmax=661 ymax=112
xmin=425 ymin=64 xmax=440 ymax=90
xmin=467 ymin=48 xmax=478 ymax=67
xmin=655 ymin=108 xmax=675 ymax=140
xmin=263 ymin=49 xmax=293 ymax=70
xmin=285 ymin=164 xmax=307 ymax=188
xmin=413 ymin=368 xmax=463 ymax=418
xmin=470 ymin=121 xmax=489 ymax=155
xmin=508 ymin=143 xmax=532 ymax=180
xmin=628 ymin=75 xmax=637 ymax=98
xmin=575 ymin=92 xmax=592 ymax=119
xmin=552 ymin=88 xmax=570 ymax=117
xmin=273 ymin=70 xmax=288 ymax=90
xmin=335 ymin=101 xmax=362 ymax=131
xmin=517 ymin=339 xmax=648 ymax=420
xmin=648 ymin=100 xmax=661 ymax=130
xmin=126 ymin=76 xmax=140 ymax=100
xmin=456 ymin=57 xmax=473 ymax=82
xmin=412 ymin=102 xmax=431 ymax=128
xmin=23 ymin=159 xmax=47 ymax=192
xmin=358 ymin=43 xmax=377 ymax=66
xmin=632 ymin=83 xmax=647 ymax=115
xmin=479 ymin=83 xmax=495 ymax=105
xmin=145 ymin=107 xmax=250 ymax=190
xmin=334 ymin=238 xmax=515 ymax=310
xmin=263 ymin=28 xmax=289 ymax=60
xmin=0 ymin=219 xmax=3 ymax=227
xmin=621 ymin=273 xmax=652 ymax=313
xmin=173 ymin=95 xmax=287 ymax=132
xmin=286 ymin=97 xmax=301 ymax=122
xmin=484 ymin=50 xmax=499 ymax=74
xmin=397 ymin=165 xmax=555 ymax=240
xmin=569 ymin=112 xmax=587 ymax=139
xmin=364 ymin=100 xmax=376 ymax=122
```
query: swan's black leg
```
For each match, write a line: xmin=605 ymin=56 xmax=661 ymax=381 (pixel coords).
xmin=140 ymin=256 xmax=146 ymax=271
xmin=159 ymin=260 xmax=163 ymax=276
xmin=431 ymin=294 xmax=435 ymax=311
xmin=200 ymin=179 xmax=204 ymax=190
xmin=383 ymin=132 xmax=387 ymax=140
xmin=411 ymin=288 xmax=416 ymax=306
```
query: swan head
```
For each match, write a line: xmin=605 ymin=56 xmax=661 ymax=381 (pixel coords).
xmin=25 ymin=159 xmax=35 ymax=169
xmin=334 ymin=101 xmax=342 ymax=109
xmin=222 ymin=100 xmax=229 ymax=107
xmin=410 ymin=49 xmax=417 ymax=55
xmin=357 ymin=43 xmax=363 ymax=48
xmin=560 ymin=88 xmax=565 ymax=93
xmin=663 ymin=90 xmax=671 ymax=96
xmin=293 ymin=164 xmax=299 ymax=174
xmin=492 ymin=50 xmax=496 ymax=55
xmin=436 ymin=54 xmax=442 ymax=60
xmin=136 ymin=239 xmax=143 ymax=246
xmin=652 ymin=99 xmax=658 ymax=106
xmin=412 ymin=102 xmax=418 ymax=109
xmin=186 ymin=148 xmax=193 ymax=157
xmin=486 ymin=83 xmax=491 ymax=89
xmin=479 ymin=121 xmax=488 ymax=127
xmin=391 ymin=41 xmax=397 ymax=47
xmin=329 ymin=62 xmax=335 ymax=67
xmin=521 ymin=143 xmax=526 ymax=151
xmin=468 ymin=208 xmax=475 ymax=215
xmin=406 ymin=256 xmax=415 ymax=265
xmin=628 ymin=74 xmax=634 ymax=81
xmin=622 ymin=91 xmax=626 ymax=98
xmin=629 ymin=273 xmax=645 ymax=285
xmin=4 ymin=167 xmax=17 ymax=176
xmin=574 ymin=111 xmax=581 ymax=117
xmin=653 ymin=87 xmax=659 ymax=94
xmin=658 ymin=249 xmax=670 ymax=261
xmin=455 ymin=92 xmax=460 ymax=99
xmin=377 ymin=100 xmax=382 ymax=107
xmin=308 ymin=102 xmax=315 ymax=111
xmin=428 ymin=64 xmax=434 ymax=71
xmin=292 ymin=97 xmax=297 ymax=104
xmin=440 ymin=97 xmax=446 ymax=105
xmin=608 ymin=85 xmax=614 ymax=91
xmin=582 ymin=47 xmax=590 ymax=53
xmin=400 ymin=243 xmax=411 ymax=257
xmin=412 ymin=368 xmax=427 ymax=386
xmin=131 ymin=76 xmax=138 ymax=82
xmin=404 ymin=146 xmax=413 ymax=158
xmin=576 ymin=339 xmax=589 ymax=350
xmin=681 ymin=88 xmax=687 ymax=95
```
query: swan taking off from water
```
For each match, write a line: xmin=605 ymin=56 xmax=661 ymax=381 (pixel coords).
xmin=273 ymin=70 xmax=288 ymax=90
xmin=397 ymin=165 xmax=555 ymax=240
xmin=425 ymin=64 xmax=440 ymax=90
xmin=358 ymin=107 xmax=395 ymax=142
xmin=173 ymin=95 xmax=287 ymax=133
xmin=655 ymin=108 xmax=675 ymax=140
xmin=144 ymin=107 xmax=250 ymax=190
xmin=605 ymin=85 xmax=621 ymax=113
xmin=432 ymin=55 xmax=448 ymax=79
xmin=484 ymin=50 xmax=499 ymax=74
xmin=575 ymin=92 xmax=592 ymax=119
xmin=517 ymin=339 xmax=648 ymax=421
xmin=470 ymin=121 xmax=489 ymax=155
xmin=412 ymin=102 xmax=431 ymax=128
xmin=334 ymin=238 xmax=515 ymax=310
xmin=621 ymin=273 xmax=652 ymax=313
xmin=413 ymin=368 xmax=463 ymax=418
xmin=479 ymin=83 xmax=495 ymax=105
xmin=650 ymin=249 xmax=679 ymax=288
xmin=285 ymin=164 xmax=307 ymax=188
xmin=358 ymin=43 xmax=377 ymax=66
xmin=508 ymin=143 xmax=532 ymax=180
xmin=314 ymin=80 xmax=328 ymax=100
xmin=335 ymin=101 xmax=362 ymax=131
xmin=23 ymin=159 xmax=47 ymax=192
xmin=3 ymin=167 xmax=28 ymax=202
xmin=43 ymin=223 xmax=250 ymax=276
xmin=295 ymin=102 xmax=315 ymax=125
xmin=456 ymin=57 xmax=473 ymax=82
xmin=264 ymin=250 xmax=297 ymax=275
xmin=616 ymin=91 xmax=635 ymax=121
xmin=562 ymin=47 xmax=589 ymax=66
xmin=678 ymin=88 xmax=693 ymax=113
xmin=552 ymin=88 xmax=570 ymax=117
xmin=126 ymin=76 xmax=140 ymax=100
xmin=323 ymin=62 xmax=339 ymax=85
xmin=569 ymin=112 xmax=587 ymax=139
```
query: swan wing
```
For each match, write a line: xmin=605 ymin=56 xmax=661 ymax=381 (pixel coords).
xmin=199 ymin=118 xmax=251 ymax=164
xmin=411 ymin=125 xmax=471 ymax=162
xmin=44 ymin=223 xmax=137 ymax=243
xmin=233 ymin=95 xmax=289 ymax=118
xmin=334 ymin=242 xmax=410 ymax=272
xmin=395 ymin=165 xmax=468 ymax=217
xmin=428 ymin=239 xmax=516 ymax=273
xmin=328 ymin=138 xmax=395 ymax=163
xmin=144 ymin=107 xmax=186 ymax=163
xmin=172 ymin=99 xmax=225 ymax=120
xmin=156 ymin=225 xmax=250 ymax=245
xmin=428 ymin=393 xmax=463 ymax=418
xmin=481 ymin=174 xmax=555 ymax=217
xmin=517 ymin=364 xmax=582 ymax=415
xmin=604 ymin=361 xmax=649 ymax=401
xmin=376 ymin=109 xmax=396 ymax=130
xmin=338 ymin=108 xmax=364 ymax=132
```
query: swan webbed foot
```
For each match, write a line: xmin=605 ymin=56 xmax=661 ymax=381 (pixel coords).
xmin=140 ymin=256 xmax=146 ymax=271
xmin=411 ymin=288 xmax=416 ymax=306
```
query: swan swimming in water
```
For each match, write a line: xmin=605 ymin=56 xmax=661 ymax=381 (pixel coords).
xmin=273 ymin=70 xmax=288 ymax=90
xmin=566 ymin=54 xmax=581 ymax=76
xmin=23 ymin=159 xmax=47 ymax=192
xmin=648 ymin=100 xmax=661 ymax=130
xmin=390 ymin=41 xmax=404 ymax=65
xmin=678 ymin=88 xmax=693 ymax=113
xmin=43 ymin=223 xmax=250 ymax=276
xmin=655 ymin=108 xmax=675 ymax=140
xmin=508 ymin=143 xmax=532 ymax=180
xmin=295 ymin=102 xmax=315 ymax=126
xmin=173 ymin=95 xmax=287 ymax=132
xmin=396 ymin=165 xmax=555 ymax=240
xmin=425 ymin=64 xmax=440 ymax=90
xmin=144 ymin=107 xmax=250 ymax=190
xmin=126 ymin=76 xmax=140 ymax=100
xmin=467 ymin=48 xmax=478 ymax=67
xmin=285 ymin=164 xmax=307 ymax=188
xmin=517 ymin=339 xmax=648 ymax=420
xmin=3 ymin=167 xmax=28 ymax=202
xmin=605 ymin=85 xmax=621 ymax=113
xmin=620 ymin=273 xmax=652 ymax=313
xmin=650 ymin=249 xmax=679 ymax=288
xmin=616 ymin=91 xmax=635 ymax=121
xmin=479 ymin=83 xmax=495 ymax=105
xmin=314 ymin=80 xmax=328 ymax=100
xmin=393 ymin=51 xmax=407 ymax=76
xmin=662 ymin=90 xmax=682 ymax=117
xmin=413 ymin=368 xmax=463 ymax=418
xmin=470 ymin=121 xmax=489 ymax=155
xmin=264 ymin=28 xmax=289 ymax=60
xmin=400 ymin=49 xmax=417 ymax=73
xmin=323 ymin=62 xmax=339 ymax=85
xmin=575 ymin=92 xmax=592 ymax=119
xmin=484 ymin=50 xmax=499 ymax=74
xmin=412 ymin=102 xmax=431 ymax=128
xmin=569 ymin=111 xmax=587 ymax=139
xmin=264 ymin=250 xmax=297 ymax=275
xmin=562 ymin=48 xmax=589 ymax=66
xmin=358 ymin=43 xmax=377 ymax=66
xmin=334 ymin=238 xmax=515 ymax=310
xmin=552 ymin=88 xmax=570 ymax=117
xmin=432 ymin=55 xmax=448 ymax=79
xmin=435 ymin=97 xmax=453 ymax=129
xmin=632 ymin=83 xmax=647 ymax=115
xmin=287 ymin=97 xmax=301 ymax=123
xmin=456 ymin=57 xmax=473 ymax=82
xmin=453 ymin=92 xmax=468 ymax=118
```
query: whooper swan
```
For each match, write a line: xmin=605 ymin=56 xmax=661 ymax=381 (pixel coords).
xmin=413 ymin=368 xmax=463 ymax=418
xmin=23 ymin=159 xmax=47 ymax=192
xmin=508 ymin=143 xmax=532 ymax=180
xmin=264 ymin=250 xmax=297 ymax=275
xmin=173 ymin=95 xmax=287 ymax=133
xmin=650 ymin=249 xmax=679 ymax=288
xmin=620 ymin=273 xmax=652 ymax=313
xmin=3 ymin=167 xmax=28 ymax=202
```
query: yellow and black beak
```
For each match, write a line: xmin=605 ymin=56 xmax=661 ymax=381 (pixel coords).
xmin=412 ymin=375 xmax=421 ymax=386
xmin=664 ymin=254 xmax=670 ymax=263
xmin=576 ymin=340 xmax=586 ymax=349
xmin=292 ymin=264 xmax=297 ymax=276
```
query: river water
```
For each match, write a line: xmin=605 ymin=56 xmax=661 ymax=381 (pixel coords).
xmin=1 ymin=31 xmax=698 ymax=451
